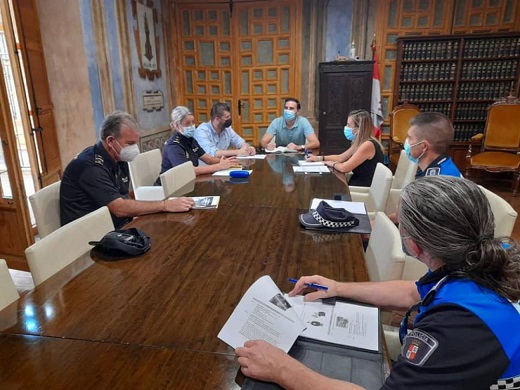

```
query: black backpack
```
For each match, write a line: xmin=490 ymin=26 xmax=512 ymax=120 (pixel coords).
xmin=89 ymin=228 xmax=151 ymax=261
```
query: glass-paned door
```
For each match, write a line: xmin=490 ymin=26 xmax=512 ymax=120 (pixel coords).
xmin=174 ymin=0 xmax=302 ymax=144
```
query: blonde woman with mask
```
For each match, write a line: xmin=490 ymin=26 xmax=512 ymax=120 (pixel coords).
xmin=307 ymin=109 xmax=384 ymax=186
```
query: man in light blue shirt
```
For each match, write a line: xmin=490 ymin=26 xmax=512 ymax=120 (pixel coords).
xmin=260 ymin=98 xmax=320 ymax=151
xmin=195 ymin=102 xmax=256 ymax=158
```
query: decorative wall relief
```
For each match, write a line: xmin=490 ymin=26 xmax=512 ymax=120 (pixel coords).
xmin=132 ymin=0 xmax=161 ymax=80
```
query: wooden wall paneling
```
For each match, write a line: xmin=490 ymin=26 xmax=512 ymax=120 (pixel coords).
xmin=452 ymin=0 xmax=519 ymax=34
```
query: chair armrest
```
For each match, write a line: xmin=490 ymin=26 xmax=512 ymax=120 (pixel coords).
xmin=392 ymin=136 xmax=403 ymax=145
xmin=470 ymin=133 xmax=484 ymax=144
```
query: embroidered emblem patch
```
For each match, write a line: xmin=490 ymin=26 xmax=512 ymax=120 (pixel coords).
xmin=401 ymin=329 xmax=438 ymax=366
xmin=425 ymin=167 xmax=441 ymax=176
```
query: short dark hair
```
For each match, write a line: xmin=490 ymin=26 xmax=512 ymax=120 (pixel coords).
xmin=210 ymin=102 xmax=231 ymax=120
xmin=409 ymin=112 xmax=454 ymax=154
xmin=284 ymin=98 xmax=301 ymax=110
xmin=100 ymin=111 xmax=140 ymax=140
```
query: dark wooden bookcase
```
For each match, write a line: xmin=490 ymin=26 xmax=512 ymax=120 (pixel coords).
xmin=393 ymin=33 xmax=520 ymax=169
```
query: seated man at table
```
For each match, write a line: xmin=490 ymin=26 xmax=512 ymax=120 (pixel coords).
xmin=194 ymin=102 xmax=256 ymax=158
xmin=60 ymin=111 xmax=194 ymax=229
xmin=260 ymin=98 xmax=320 ymax=152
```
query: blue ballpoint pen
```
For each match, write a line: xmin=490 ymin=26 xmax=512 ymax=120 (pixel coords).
xmin=304 ymin=147 xmax=309 ymax=158
xmin=288 ymin=278 xmax=328 ymax=291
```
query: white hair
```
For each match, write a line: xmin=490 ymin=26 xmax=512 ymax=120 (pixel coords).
xmin=170 ymin=106 xmax=192 ymax=129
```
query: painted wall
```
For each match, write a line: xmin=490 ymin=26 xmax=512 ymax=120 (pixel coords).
xmin=325 ymin=0 xmax=353 ymax=62
xmin=37 ymin=0 xmax=95 ymax=167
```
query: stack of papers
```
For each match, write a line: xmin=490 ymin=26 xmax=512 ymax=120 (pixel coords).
xmin=298 ymin=161 xmax=325 ymax=166
xmin=265 ymin=146 xmax=299 ymax=153
xmin=293 ymin=166 xmax=330 ymax=174
xmin=236 ymin=154 xmax=267 ymax=160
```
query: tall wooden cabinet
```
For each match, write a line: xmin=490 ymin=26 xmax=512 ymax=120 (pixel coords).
xmin=393 ymin=33 xmax=520 ymax=168
xmin=318 ymin=61 xmax=373 ymax=154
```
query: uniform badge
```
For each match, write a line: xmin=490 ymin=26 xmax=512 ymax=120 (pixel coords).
xmin=425 ymin=167 xmax=441 ymax=176
xmin=94 ymin=154 xmax=104 ymax=165
xmin=401 ymin=329 xmax=438 ymax=366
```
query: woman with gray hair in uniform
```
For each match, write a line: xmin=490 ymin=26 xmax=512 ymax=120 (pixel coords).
xmin=236 ymin=175 xmax=520 ymax=389
xmin=159 ymin=106 xmax=237 ymax=177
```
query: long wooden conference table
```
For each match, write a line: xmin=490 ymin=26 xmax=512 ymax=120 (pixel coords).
xmin=0 ymin=154 xmax=370 ymax=389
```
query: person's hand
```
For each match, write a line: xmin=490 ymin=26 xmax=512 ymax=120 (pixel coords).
xmin=218 ymin=156 xmax=237 ymax=170
xmin=165 ymin=197 xmax=194 ymax=212
xmin=266 ymin=142 xmax=276 ymax=151
xmin=246 ymin=145 xmax=256 ymax=155
xmin=288 ymin=275 xmax=338 ymax=301
xmin=236 ymin=340 xmax=293 ymax=383
xmin=306 ymin=155 xmax=322 ymax=162
xmin=286 ymin=142 xmax=300 ymax=151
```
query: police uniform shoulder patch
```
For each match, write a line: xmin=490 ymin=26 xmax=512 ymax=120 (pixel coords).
xmin=94 ymin=154 xmax=105 ymax=166
xmin=401 ymin=329 xmax=438 ymax=366
xmin=425 ymin=167 xmax=441 ymax=176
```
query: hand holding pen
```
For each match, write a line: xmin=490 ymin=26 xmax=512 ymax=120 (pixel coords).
xmin=288 ymin=276 xmax=337 ymax=302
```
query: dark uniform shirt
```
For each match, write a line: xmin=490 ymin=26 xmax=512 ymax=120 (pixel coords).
xmin=349 ymin=139 xmax=385 ymax=186
xmin=382 ymin=268 xmax=516 ymax=389
xmin=160 ymin=131 xmax=206 ymax=175
xmin=416 ymin=154 xmax=462 ymax=178
xmin=60 ymin=141 xmax=131 ymax=229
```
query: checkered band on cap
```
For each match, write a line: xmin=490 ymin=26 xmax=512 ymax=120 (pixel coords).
xmin=311 ymin=210 xmax=358 ymax=228
xmin=490 ymin=375 xmax=520 ymax=390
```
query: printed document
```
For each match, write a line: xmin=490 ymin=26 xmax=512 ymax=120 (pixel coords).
xmin=298 ymin=161 xmax=325 ymax=166
xmin=293 ymin=166 xmax=330 ymax=174
xmin=265 ymin=146 xmax=299 ymax=153
xmin=236 ymin=154 xmax=267 ymax=160
xmin=285 ymin=295 xmax=380 ymax=352
xmin=169 ymin=196 xmax=220 ymax=209
xmin=218 ymin=276 xmax=306 ymax=352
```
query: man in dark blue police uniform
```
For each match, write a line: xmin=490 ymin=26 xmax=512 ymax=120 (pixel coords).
xmin=60 ymin=111 xmax=194 ymax=228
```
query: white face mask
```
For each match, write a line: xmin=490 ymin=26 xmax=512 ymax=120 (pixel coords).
xmin=115 ymin=140 xmax=140 ymax=162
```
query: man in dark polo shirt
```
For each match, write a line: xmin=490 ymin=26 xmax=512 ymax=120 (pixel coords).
xmin=60 ymin=111 xmax=194 ymax=228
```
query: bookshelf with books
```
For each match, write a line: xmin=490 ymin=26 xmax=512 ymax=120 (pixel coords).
xmin=393 ymin=33 xmax=520 ymax=169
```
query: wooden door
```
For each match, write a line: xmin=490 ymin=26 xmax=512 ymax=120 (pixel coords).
xmin=318 ymin=61 xmax=373 ymax=154
xmin=0 ymin=56 xmax=32 ymax=269
xmin=11 ymin=0 xmax=61 ymax=187
xmin=173 ymin=0 xmax=302 ymax=145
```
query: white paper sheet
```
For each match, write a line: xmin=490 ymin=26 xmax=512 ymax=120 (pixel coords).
xmin=218 ymin=276 xmax=306 ymax=352
xmin=310 ymin=198 xmax=367 ymax=214
xmin=298 ymin=161 xmax=325 ymax=166
xmin=212 ymin=169 xmax=253 ymax=177
xmin=169 ymin=196 xmax=220 ymax=209
xmin=236 ymin=154 xmax=267 ymax=160
xmin=293 ymin=166 xmax=330 ymax=174
xmin=265 ymin=146 xmax=299 ymax=153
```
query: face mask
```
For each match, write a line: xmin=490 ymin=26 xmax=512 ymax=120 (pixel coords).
xmin=222 ymin=118 xmax=232 ymax=128
xmin=404 ymin=139 xmax=424 ymax=164
xmin=344 ymin=126 xmax=356 ymax=141
xmin=283 ymin=109 xmax=296 ymax=122
xmin=181 ymin=125 xmax=196 ymax=138
xmin=115 ymin=141 xmax=140 ymax=162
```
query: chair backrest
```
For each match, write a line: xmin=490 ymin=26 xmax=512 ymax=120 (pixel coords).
xmin=483 ymin=96 xmax=520 ymax=151
xmin=390 ymin=103 xmax=420 ymax=144
xmin=29 ymin=181 xmax=61 ymax=238
xmin=128 ymin=149 xmax=162 ymax=188
xmin=0 ymin=259 xmax=19 ymax=311
xmin=25 ymin=206 xmax=114 ymax=286
xmin=392 ymin=150 xmax=417 ymax=189
xmin=478 ymin=185 xmax=518 ymax=237
xmin=160 ymin=161 xmax=196 ymax=198
xmin=367 ymin=163 xmax=393 ymax=212
xmin=365 ymin=212 xmax=406 ymax=282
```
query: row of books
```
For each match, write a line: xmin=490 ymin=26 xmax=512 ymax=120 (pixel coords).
xmin=462 ymin=38 xmax=520 ymax=59
xmin=460 ymin=60 xmax=518 ymax=80
xmin=400 ymin=63 xmax=456 ymax=81
xmin=458 ymin=82 xmax=512 ymax=100
xmin=402 ymin=40 xmax=459 ymax=61
xmin=453 ymin=125 xmax=483 ymax=142
xmin=398 ymin=84 xmax=454 ymax=102
xmin=415 ymin=103 xmax=451 ymax=116
xmin=454 ymin=103 xmax=491 ymax=121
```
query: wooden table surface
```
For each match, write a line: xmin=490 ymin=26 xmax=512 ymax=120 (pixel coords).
xmin=0 ymin=154 xmax=369 ymax=389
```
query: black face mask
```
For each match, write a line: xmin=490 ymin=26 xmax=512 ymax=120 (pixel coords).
xmin=222 ymin=119 xmax=232 ymax=128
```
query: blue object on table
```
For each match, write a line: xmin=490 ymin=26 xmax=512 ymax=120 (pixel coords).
xmin=230 ymin=170 xmax=250 ymax=178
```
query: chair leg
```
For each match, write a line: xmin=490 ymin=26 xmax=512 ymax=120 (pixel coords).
xmin=514 ymin=172 xmax=520 ymax=197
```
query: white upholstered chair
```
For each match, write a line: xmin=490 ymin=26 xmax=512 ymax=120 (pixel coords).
xmin=0 ymin=259 xmax=19 ymax=311
xmin=25 ymin=206 xmax=114 ymax=286
xmin=29 ymin=181 xmax=61 ymax=238
xmin=349 ymin=163 xmax=393 ymax=219
xmin=385 ymin=151 xmax=417 ymax=214
xmin=160 ymin=161 xmax=196 ymax=198
xmin=129 ymin=149 xmax=164 ymax=201
xmin=479 ymin=185 xmax=518 ymax=238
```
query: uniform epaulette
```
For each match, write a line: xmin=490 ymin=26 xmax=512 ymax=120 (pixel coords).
xmin=94 ymin=154 xmax=104 ymax=165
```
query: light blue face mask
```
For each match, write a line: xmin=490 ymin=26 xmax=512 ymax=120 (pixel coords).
xmin=182 ymin=125 xmax=196 ymax=138
xmin=404 ymin=138 xmax=424 ymax=164
xmin=283 ymin=109 xmax=296 ymax=122
xmin=344 ymin=126 xmax=356 ymax=141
